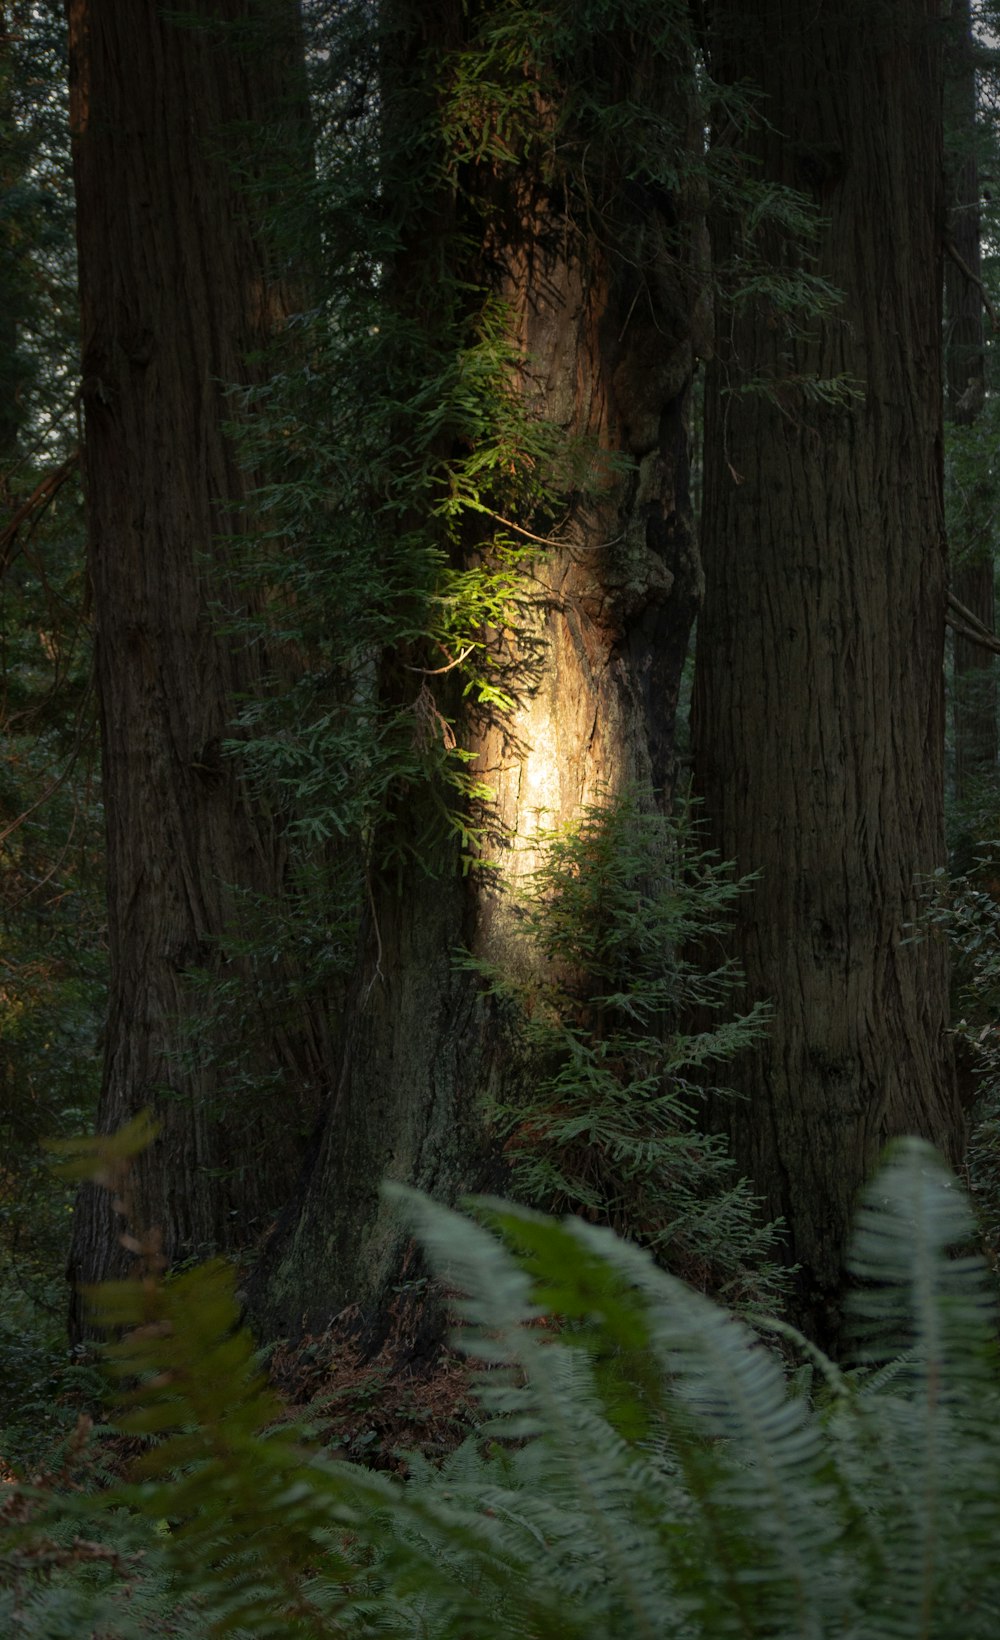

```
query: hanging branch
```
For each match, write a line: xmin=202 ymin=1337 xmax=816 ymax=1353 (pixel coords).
xmin=0 ymin=450 xmax=80 ymax=573
xmin=947 ymin=589 xmax=1000 ymax=655
xmin=945 ymin=237 xmax=1000 ymax=332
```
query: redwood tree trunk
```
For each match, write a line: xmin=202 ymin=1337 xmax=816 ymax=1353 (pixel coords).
xmin=693 ymin=0 xmax=961 ymax=1340
xmin=251 ymin=6 xmax=706 ymax=1341
xmin=66 ymin=0 xmax=326 ymax=1322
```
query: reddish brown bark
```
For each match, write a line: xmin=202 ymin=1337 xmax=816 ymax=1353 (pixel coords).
xmin=693 ymin=0 xmax=961 ymax=1340
xmin=250 ymin=8 xmax=706 ymax=1340
xmin=66 ymin=0 xmax=326 ymax=1327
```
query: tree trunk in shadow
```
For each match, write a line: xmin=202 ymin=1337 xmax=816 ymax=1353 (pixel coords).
xmin=248 ymin=3 xmax=707 ymax=1343
xmin=66 ymin=0 xmax=328 ymax=1335
xmin=693 ymin=0 xmax=961 ymax=1346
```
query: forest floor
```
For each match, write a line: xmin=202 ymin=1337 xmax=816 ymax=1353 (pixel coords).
xmin=267 ymin=1321 xmax=479 ymax=1472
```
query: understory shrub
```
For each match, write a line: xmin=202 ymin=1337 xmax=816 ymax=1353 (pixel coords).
xmin=4 ymin=1133 xmax=1000 ymax=1637
xmin=474 ymin=790 xmax=783 ymax=1310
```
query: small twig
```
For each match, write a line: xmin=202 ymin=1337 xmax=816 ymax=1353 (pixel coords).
xmin=403 ymin=643 xmax=475 ymax=676
xmin=362 ymin=872 xmax=384 ymax=1002
xmin=946 ymin=611 xmax=1000 ymax=656
xmin=0 ymin=450 xmax=80 ymax=571
xmin=475 ymin=503 xmax=625 ymax=553
xmin=945 ymin=237 xmax=1000 ymax=332
xmin=948 ymin=589 xmax=995 ymax=638
xmin=616 ymin=285 xmax=642 ymax=344
xmin=473 ymin=506 xmax=573 ymax=548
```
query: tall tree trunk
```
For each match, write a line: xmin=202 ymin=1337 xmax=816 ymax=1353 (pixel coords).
xmin=250 ymin=4 xmax=707 ymax=1341
xmin=945 ymin=0 xmax=995 ymax=802
xmin=692 ymin=0 xmax=961 ymax=1342
xmin=66 ymin=0 xmax=326 ymax=1325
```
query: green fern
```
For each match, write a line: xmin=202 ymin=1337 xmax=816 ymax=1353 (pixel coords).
xmin=80 ymin=1258 xmax=372 ymax=1637
xmin=836 ymin=1143 xmax=1000 ymax=1639
xmin=11 ymin=1136 xmax=1000 ymax=1636
xmin=373 ymin=1146 xmax=1000 ymax=1638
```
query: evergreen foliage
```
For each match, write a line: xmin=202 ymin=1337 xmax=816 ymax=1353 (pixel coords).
xmin=6 ymin=15 xmax=1000 ymax=1632
xmin=0 ymin=0 xmax=102 ymax=1350
xmin=920 ymin=849 xmax=1000 ymax=1254
xmin=185 ymin=0 xmax=854 ymax=1300
xmin=195 ymin=0 xmax=853 ymax=1075
xmin=471 ymin=789 xmax=784 ymax=1308
xmin=5 ymin=1135 xmax=1000 ymax=1637
xmin=0 ymin=0 xmax=863 ymax=1252
xmin=0 ymin=0 xmax=76 ymax=464
xmin=0 ymin=448 xmax=100 ymax=1393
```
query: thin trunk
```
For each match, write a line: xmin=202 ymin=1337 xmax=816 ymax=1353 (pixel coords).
xmin=0 ymin=3 xmax=28 ymax=478
xmin=66 ymin=0 xmax=327 ymax=1326
xmin=693 ymin=0 xmax=961 ymax=1342
xmin=945 ymin=0 xmax=995 ymax=800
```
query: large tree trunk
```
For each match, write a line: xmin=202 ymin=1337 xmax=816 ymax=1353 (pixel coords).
xmin=66 ymin=0 xmax=326 ymax=1324
xmin=692 ymin=0 xmax=961 ymax=1341
xmin=250 ymin=5 xmax=706 ymax=1341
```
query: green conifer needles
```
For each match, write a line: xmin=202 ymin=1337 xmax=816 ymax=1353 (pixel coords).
xmin=471 ymin=791 xmax=783 ymax=1308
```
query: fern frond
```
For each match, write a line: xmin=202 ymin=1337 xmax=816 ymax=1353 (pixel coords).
xmin=40 ymin=1140 xmax=1000 ymax=1639
xmin=392 ymin=1186 xmax=849 ymax=1638
xmin=84 ymin=1260 xmax=370 ymax=1637
xmin=837 ymin=1138 xmax=1000 ymax=1639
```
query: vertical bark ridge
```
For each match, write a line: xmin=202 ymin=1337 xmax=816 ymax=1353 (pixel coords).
xmin=67 ymin=0 xmax=326 ymax=1327
xmin=694 ymin=0 xmax=961 ymax=1339
xmin=249 ymin=11 xmax=706 ymax=1340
